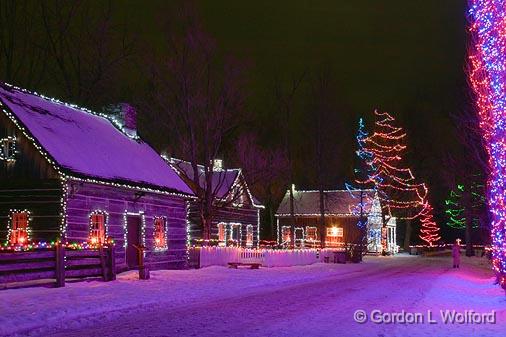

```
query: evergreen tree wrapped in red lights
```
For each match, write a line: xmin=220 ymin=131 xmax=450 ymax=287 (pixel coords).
xmin=419 ymin=202 xmax=441 ymax=246
xmin=362 ymin=110 xmax=428 ymax=219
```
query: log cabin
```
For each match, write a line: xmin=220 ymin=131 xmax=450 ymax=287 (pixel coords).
xmin=0 ymin=83 xmax=195 ymax=272
xmin=167 ymin=158 xmax=263 ymax=248
xmin=275 ymin=187 xmax=398 ymax=253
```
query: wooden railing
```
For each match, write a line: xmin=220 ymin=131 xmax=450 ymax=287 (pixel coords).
xmin=0 ymin=244 xmax=116 ymax=289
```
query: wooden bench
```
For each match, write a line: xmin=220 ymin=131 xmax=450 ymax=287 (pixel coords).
xmin=228 ymin=262 xmax=261 ymax=269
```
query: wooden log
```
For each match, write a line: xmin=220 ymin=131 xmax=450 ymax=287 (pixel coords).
xmin=55 ymin=244 xmax=65 ymax=287
xmin=108 ymin=245 xmax=116 ymax=281
xmin=66 ymin=250 xmax=101 ymax=258
xmin=65 ymin=268 xmax=102 ymax=278
xmin=0 ymin=261 xmax=56 ymax=272
xmin=99 ymin=247 xmax=107 ymax=281
xmin=0 ymin=271 xmax=55 ymax=284
xmin=0 ymin=250 xmax=55 ymax=261
xmin=65 ymin=258 xmax=101 ymax=267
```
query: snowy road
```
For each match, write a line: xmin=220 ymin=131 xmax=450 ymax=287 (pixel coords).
xmin=2 ymin=255 xmax=505 ymax=337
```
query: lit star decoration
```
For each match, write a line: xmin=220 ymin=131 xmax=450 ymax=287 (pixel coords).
xmin=468 ymin=0 xmax=506 ymax=288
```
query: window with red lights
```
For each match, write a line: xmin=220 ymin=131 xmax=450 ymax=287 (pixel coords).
xmin=218 ymin=223 xmax=226 ymax=246
xmin=154 ymin=217 xmax=167 ymax=249
xmin=281 ymin=226 xmax=291 ymax=243
xmin=326 ymin=227 xmax=343 ymax=247
xmin=89 ymin=213 xmax=105 ymax=245
xmin=9 ymin=211 xmax=29 ymax=245
xmin=246 ymin=225 xmax=253 ymax=247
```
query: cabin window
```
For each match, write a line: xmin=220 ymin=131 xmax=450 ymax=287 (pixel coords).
xmin=9 ymin=211 xmax=29 ymax=245
xmin=217 ymin=223 xmax=227 ymax=246
xmin=281 ymin=226 xmax=291 ymax=243
xmin=246 ymin=225 xmax=254 ymax=247
xmin=326 ymin=226 xmax=343 ymax=247
xmin=89 ymin=212 xmax=106 ymax=245
xmin=306 ymin=227 xmax=318 ymax=241
xmin=1 ymin=137 xmax=16 ymax=162
xmin=229 ymin=223 xmax=241 ymax=246
xmin=153 ymin=217 xmax=167 ymax=250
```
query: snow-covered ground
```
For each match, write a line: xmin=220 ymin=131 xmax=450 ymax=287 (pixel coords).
xmin=1 ymin=254 xmax=504 ymax=337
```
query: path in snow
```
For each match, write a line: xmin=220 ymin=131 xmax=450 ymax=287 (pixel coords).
xmin=2 ymin=255 xmax=505 ymax=337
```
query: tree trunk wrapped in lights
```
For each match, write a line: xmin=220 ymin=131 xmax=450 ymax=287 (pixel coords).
xmin=468 ymin=0 xmax=506 ymax=289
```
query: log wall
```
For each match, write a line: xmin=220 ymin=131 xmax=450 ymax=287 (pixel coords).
xmin=65 ymin=180 xmax=188 ymax=271
xmin=0 ymin=111 xmax=63 ymax=243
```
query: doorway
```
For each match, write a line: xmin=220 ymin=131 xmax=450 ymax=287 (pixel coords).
xmin=126 ymin=215 xmax=141 ymax=269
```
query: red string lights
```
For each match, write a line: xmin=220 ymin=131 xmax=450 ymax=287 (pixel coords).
xmin=419 ymin=202 xmax=442 ymax=245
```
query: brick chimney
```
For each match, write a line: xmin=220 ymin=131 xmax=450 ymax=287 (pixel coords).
xmin=104 ymin=103 xmax=137 ymax=138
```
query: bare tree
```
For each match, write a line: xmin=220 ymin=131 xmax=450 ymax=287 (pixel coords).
xmin=0 ymin=0 xmax=48 ymax=87
xmin=234 ymin=133 xmax=290 ymax=240
xmin=443 ymin=89 xmax=490 ymax=255
xmin=39 ymin=0 xmax=134 ymax=106
xmin=309 ymin=67 xmax=336 ymax=248
xmin=144 ymin=4 xmax=247 ymax=243
xmin=274 ymin=71 xmax=305 ymax=248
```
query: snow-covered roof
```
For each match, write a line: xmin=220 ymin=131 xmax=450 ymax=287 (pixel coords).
xmin=166 ymin=157 xmax=263 ymax=207
xmin=0 ymin=83 xmax=193 ymax=195
xmin=276 ymin=189 xmax=377 ymax=216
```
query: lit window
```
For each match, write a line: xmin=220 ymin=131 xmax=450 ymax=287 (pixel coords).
xmin=154 ymin=217 xmax=167 ymax=249
xmin=218 ymin=223 xmax=226 ymax=246
xmin=326 ymin=226 xmax=343 ymax=248
xmin=9 ymin=211 xmax=29 ymax=245
xmin=246 ymin=225 xmax=253 ymax=247
xmin=327 ymin=227 xmax=343 ymax=238
xmin=306 ymin=227 xmax=318 ymax=241
xmin=281 ymin=226 xmax=291 ymax=243
xmin=89 ymin=212 xmax=106 ymax=245
xmin=1 ymin=137 xmax=16 ymax=162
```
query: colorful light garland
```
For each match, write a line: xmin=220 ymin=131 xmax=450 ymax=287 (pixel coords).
xmin=468 ymin=0 xmax=506 ymax=288
xmin=0 ymin=239 xmax=114 ymax=252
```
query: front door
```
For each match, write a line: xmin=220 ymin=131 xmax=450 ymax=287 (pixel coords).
xmin=126 ymin=215 xmax=141 ymax=269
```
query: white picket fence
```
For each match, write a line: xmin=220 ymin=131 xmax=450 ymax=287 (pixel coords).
xmin=199 ymin=247 xmax=323 ymax=268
